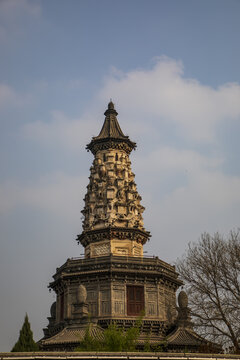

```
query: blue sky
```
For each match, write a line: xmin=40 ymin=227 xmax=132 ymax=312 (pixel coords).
xmin=0 ymin=0 xmax=240 ymax=351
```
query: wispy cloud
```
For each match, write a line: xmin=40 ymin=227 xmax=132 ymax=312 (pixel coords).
xmin=0 ymin=0 xmax=41 ymax=17
xmin=3 ymin=57 xmax=240 ymax=261
xmin=23 ymin=110 xmax=97 ymax=151
xmin=0 ymin=172 xmax=86 ymax=217
xmin=0 ymin=84 xmax=17 ymax=107
xmin=100 ymin=57 xmax=240 ymax=143
xmin=0 ymin=0 xmax=41 ymax=43
xmin=138 ymin=146 xmax=240 ymax=261
xmin=0 ymin=83 xmax=33 ymax=110
xmin=21 ymin=57 xmax=240 ymax=151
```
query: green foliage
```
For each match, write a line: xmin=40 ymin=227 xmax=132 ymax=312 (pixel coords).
xmin=152 ymin=339 xmax=168 ymax=352
xmin=103 ymin=323 xmax=125 ymax=351
xmin=75 ymin=316 xmax=142 ymax=352
xmin=143 ymin=334 xmax=151 ymax=352
xmin=75 ymin=324 xmax=102 ymax=351
xmin=11 ymin=314 xmax=39 ymax=352
xmin=103 ymin=317 xmax=142 ymax=351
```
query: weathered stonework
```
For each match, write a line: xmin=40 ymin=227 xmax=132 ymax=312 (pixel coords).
xmin=82 ymin=149 xmax=145 ymax=232
xmin=78 ymin=101 xmax=150 ymax=258
xmin=43 ymin=254 xmax=181 ymax=343
xmin=40 ymin=102 xmax=217 ymax=352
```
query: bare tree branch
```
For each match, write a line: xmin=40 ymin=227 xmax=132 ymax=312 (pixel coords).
xmin=176 ymin=230 xmax=240 ymax=353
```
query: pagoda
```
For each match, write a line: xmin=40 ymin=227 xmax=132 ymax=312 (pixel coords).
xmin=40 ymin=102 xmax=217 ymax=352
xmin=79 ymin=100 xmax=150 ymax=258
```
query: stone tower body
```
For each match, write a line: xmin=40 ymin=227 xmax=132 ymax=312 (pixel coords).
xmin=79 ymin=101 xmax=150 ymax=258
xmin=41 ymin=102 xmax=187 ymax=351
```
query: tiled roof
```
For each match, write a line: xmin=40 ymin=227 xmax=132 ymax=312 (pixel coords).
xmin=167 ymin=327 xmax=206 ymax=346
xmin=94 ymin=101 xmax=128 ymax=141
xmin=41 ymin=325 xmax=104 ymax=345
xmin=86 ymin=101 xmax=136 ymax=153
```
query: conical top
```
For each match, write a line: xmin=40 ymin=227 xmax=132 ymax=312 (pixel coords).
xmin=104 ymin=100 xmax=118 ymax=114
xmin=86 ymin=101 xmax=136 ymax=155
xmin=97 ymin=101 xmax=126 ymax=139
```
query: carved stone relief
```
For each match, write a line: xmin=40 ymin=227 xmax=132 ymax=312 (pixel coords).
xmin=91 ymin=242 xmax=110 ymax=257
xmin=82 ymin=149 xmax=146 ymax=233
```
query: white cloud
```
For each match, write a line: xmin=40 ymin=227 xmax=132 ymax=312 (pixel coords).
xmin=134 ymin=146 xmax=240 ymax=214
xmin=134 ymin=146 xmax=223 ymax=175
xmin=100 ymin=57 xmax=240 ymax=142
xmin=0 ymin=0 xmax=41 ymax=43
xmin=0 ymin=0 xmax=41 ymax=19
xmin=23 ymin=110 xmax=98 ymax=151
xmin=0 ymin=173 xmax=86 ymax=219
xmin=0 ymin=83 xmax=32 ymax=109
xmin=13 ymin=58 xmax=240 ymax=263
xmin=134 ymin=146 xmax=240 ymax=261
xmin=0 ymin=84 xmax=16 ymax=106
xmin=156 ymin=167 xmax=240 ymax=257
xmin=21 ymin=58 xmax=240 ymax=152
xmin=1 ymin=143 xmax=238 ymax=266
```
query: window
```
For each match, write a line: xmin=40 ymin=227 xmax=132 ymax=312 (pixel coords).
xmin=127 ymin=285 xmax=144 ymax=316
xmin=115 ymin=153 xmax=118 ymax=161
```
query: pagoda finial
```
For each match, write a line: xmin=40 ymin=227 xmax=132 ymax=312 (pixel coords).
xmin=108 ymin=99 xmax=114 ymax=110
xmin=104 ymin=100 xmax=117 ymax=116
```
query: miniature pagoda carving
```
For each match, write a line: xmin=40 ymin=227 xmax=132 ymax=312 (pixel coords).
xmin=78 ymin=101 xmax=150 ymax=258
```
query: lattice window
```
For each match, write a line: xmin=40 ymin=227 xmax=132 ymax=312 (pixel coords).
xmin=127 ymin=285 xmax=144 ymax=316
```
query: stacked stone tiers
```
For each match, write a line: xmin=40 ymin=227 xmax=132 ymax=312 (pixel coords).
xmin=79 ymin=102 xmax=150 ymax=258
xmin=81 ymin=149 xmax=146 ymax=232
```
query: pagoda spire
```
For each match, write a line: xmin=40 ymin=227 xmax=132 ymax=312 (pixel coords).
xmin=86 ymin=101 xmax=136 ymax=155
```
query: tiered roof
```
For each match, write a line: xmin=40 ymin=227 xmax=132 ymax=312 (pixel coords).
xmin=86 ymin=101 xmax=136 ymax=154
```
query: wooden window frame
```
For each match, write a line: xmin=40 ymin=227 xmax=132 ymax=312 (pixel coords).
xmin=127 ymin=285 xmax=144 ymax=316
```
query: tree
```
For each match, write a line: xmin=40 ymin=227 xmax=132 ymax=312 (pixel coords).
xmin=103 ymin=323 xmax=125 ymax=351
xmin=75 ymin=317 xmax=142 ymax=352
xmin=12 ymin=314 xmax=39 ymax=352
xmin=75 ymin=323 xmax=102 ymax=351
xmin=177 ymin=230 xmax=240 ymax=353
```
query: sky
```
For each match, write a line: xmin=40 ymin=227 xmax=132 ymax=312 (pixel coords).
xmin=0 ymin=0 xmax=240 ymax=352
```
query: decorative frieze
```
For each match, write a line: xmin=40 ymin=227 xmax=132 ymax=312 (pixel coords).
xmin=81 ymin=149 xmax=146 ymax=234
xmin=78 ymin=227 xmax=150 ymax=248
xmin=91 ymin=242 xmax=110 ymax=257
